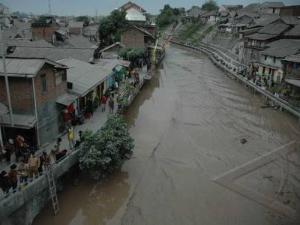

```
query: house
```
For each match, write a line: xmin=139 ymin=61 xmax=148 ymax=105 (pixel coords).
xmin=57 ymin=58 xmax=129 ymax=114
xmin=201 ymin=10 xmax=218 ymax=24
xmin=7 ymin=44 xmax=95 ymax=63
xmin=185 ymin=6 xmax=205 ymax=22
xmin=0 ymin=3 xmax=11 ymax=28
xmin=243 ymin=20 xmax=291 ymax=64
xmin=68 ymin=21 xmax=84 ymax=35
xmin=284 ymin=24 xmax=300 ymax=38
xmin=280 ymin=5 xmax=300 ymax=16
xmin=282 ymin=54 xmax=300 ymax=106
xmin=219 ymin=5 xmax=243 ymax=18
xmin=83 ymin=24 xmax=99 ymax=41
xmin=121 ymin=25 xmax=155 ymax=49
xmin=255 ymin=39 xmax=300 ymax=86
xmin=31 ymin=16 xmax=59 ymax=42
xmin=97 ymin=42 xmax=125 ymax=59
xmin=0 ymin=57 xmax=68 ymax=147
xmin=259 ymin=2 xmax=285 ymax=15
xmin=120 ymin=1 xmax=146 ymax=23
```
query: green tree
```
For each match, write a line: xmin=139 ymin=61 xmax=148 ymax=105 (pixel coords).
xmin=98 ymin=10 xmax=128 ymax=47
xmin=156 ymin=4 xmax=178 ymax=28
xmin=201 ymin=0 xmax=218 ymax=11
xmin=76 ymin=16 xmax=89 ymax=26
xmin=79 ymin=115 xmax=134 ymax=179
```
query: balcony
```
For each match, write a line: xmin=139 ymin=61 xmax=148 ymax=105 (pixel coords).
xmin=244 ymin=42 xmax=266 ymax=50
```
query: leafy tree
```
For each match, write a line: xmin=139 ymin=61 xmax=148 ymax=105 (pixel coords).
xmin=98 ymin=10 xmax=128 ymax=47
xmin=156 ymin=4 xmax=179 ymax=28
xmin=79 ymin=115 xmax=134 ymax=179
xmin=119 ymin=48 xmax=145 ymax=63
xmin=76 ymin=16 xmax=89 ymax=26
xmin=201 ymin=0 xmax=218 ymax=11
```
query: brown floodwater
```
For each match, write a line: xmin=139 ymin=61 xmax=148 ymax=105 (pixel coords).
xmin=33 ymin=46 xmax=300 ymax=225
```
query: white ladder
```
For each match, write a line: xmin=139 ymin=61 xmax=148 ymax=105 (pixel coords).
xmin=45 ymin=164 xmax=59 ymax=215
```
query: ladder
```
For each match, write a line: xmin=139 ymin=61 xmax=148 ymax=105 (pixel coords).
xmin=45 ymin=164 xmax=59 ymax=215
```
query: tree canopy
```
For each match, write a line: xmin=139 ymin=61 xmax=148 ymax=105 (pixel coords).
xmin=76 ymin=16 xmax=89 ymax=26
xmin=156 ymin=4 xmax=184 ymax=28
xmin=98 ymin=10 xmax=128 ymax=48
xmin=201 ymin=0 xmax=218 ymax=11
xmin=79 ymin=115 xmax=134 ymax=179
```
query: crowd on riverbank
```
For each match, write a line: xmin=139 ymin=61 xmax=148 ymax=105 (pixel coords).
xmin=0 ymin=65 xmax=148 ymax=200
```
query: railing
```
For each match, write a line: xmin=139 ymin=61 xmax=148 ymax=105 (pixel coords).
xmin=170 ymin=40 xmax=300 ymax=118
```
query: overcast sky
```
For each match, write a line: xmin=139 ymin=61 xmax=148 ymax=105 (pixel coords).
xmin=2 ymin=0 xmax=299 ymax=16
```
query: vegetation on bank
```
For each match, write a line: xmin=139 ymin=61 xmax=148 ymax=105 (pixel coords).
xmin=156 ymin=4 xmax=184 ymax=29
xmin=98 ymin=10 xmax=128 ymax=48
xmin=201 ymin=0 xmax=219 ymax=11
xmin=176 ymin=22 xmax=215 ymax=45
xmin=79 ymin=115 xmax=134 ymax=180
xmin=119 ymin=48 xmax=145 ymax=63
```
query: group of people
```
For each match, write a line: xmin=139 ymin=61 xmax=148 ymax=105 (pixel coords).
xmin=100 ymin=94 xmax=115 ymax=114
xmin=0 ymin=152 xmax=50 ymax=196
xmin=0 ymin=140 xmax=72 ymax=197
xmin=0 ymin=135 xmax=33 ymax=164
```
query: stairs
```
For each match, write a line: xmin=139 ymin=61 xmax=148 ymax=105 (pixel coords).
xmin=45 ymin=164 xmax=59 ymax=215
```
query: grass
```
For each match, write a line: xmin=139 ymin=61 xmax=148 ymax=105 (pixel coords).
xmin=177 ymin=22 xmax=204 ymax=41
xmin=176 ymin=22 xmax=216 ymax=45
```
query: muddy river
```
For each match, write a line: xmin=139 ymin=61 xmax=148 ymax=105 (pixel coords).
xmin=33 ymin=46 xmax=300 ymax=225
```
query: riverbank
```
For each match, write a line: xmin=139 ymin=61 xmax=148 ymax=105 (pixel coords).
xmin=170 ymin=40 xmax=300 ymax=119
xmin=0 ymin=67 xmax=149 ymax=225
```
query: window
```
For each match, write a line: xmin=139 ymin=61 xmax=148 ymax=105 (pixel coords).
xmin=41 ymin=74 xmax=47 ymax=92
xmin=67 ymin=82 xmax=73 ymax=89
xmin=273 ymin=57 xmax=276 ymax=64
xmin=264 ymin=56 xmax=267 ymax=61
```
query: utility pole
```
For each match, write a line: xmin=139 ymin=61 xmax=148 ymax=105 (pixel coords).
xmin=0 ymin=25 xmax=14 ymax=127
xmin=48 ymin=0 xmax=52 ymax=15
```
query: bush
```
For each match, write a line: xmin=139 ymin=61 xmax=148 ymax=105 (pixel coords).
xmin=79 ymin=115 xmax=134 ymax=179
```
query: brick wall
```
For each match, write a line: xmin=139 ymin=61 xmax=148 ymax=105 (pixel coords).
xmin=121 ymin=28 xmax=145 ymax=48
xmin=0 ymin=77 xmax=34 ymax=114
xmin=34 ymin=65 xmax=68 ymax=145
xmin=32 ymin=26 xmax=58 ymax=42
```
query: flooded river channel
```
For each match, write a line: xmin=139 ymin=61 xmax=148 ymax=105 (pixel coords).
xmin=33 ymin=46 xmax=300 ymax=225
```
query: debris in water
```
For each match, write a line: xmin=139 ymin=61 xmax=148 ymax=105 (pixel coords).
xmin=240 ymin=138 xmax=247 ymax=144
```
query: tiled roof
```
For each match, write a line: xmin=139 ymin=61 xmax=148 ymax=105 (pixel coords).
xmin=261 ymin=39 xmax=300 ymax=57
xmin=246 ymin=33 xmax=277 ymax=40
xmin=258 ymin=21 xmax=290 ymax=35
xmin=285 ymin=24 xmax=300 ymax=37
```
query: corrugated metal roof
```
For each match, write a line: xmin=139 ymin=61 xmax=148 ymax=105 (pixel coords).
xmin=56 ymin=93 xmax=77 ymax=106
xmin=0 ymin=114 xmax=36 ymax=128
xmin=57 ymin=58 xmax=113 ymax=96
xmin=8 ymin=47 xmax=94 ymax=63
xmin=285 ymin=79 xmax=300 ymax=88
xmin=262 ymin=39 xmax=300 ymax=58
xmin=0 ymin=58 xmax=66 ymax=77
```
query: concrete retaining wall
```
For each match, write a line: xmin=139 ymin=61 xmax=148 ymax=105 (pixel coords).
xmin=170 ymin=40 xmax=300 ymax=119
xmin=0 ymin=150 xmax=80 ymax=225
